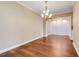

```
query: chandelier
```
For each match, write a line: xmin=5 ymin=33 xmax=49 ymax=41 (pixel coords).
xmin=41 ymin=1 xmax=52 ymax=21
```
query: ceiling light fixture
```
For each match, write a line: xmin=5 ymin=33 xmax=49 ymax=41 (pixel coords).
xmin=41 ymin=1 xmax=52 ymax=21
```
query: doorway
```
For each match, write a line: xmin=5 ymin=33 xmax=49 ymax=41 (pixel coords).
xmin=46 ymin=16 xmax=72 ymax=37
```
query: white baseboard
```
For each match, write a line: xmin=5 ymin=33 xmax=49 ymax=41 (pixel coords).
xmin=73 ymin=42 xmax=79 ymax=56
xmin=0 ymin=35 xmax=43 ymax=54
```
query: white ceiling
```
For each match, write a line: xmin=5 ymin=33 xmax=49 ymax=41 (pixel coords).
xmin=17 ymin=1 xmax=74 ymax=15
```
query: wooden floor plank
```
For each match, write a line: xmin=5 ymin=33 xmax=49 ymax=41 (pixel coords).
xmin=0 ymin=35 xmax=78 ymax=57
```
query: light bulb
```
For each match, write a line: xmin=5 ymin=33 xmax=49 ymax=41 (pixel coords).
xmin=49 ymin=14 xmax=52 ymax=18
xmin=62 ymin=20 xmax=67 ymax=22
xmin=45 ymin=12 xmax=48 ymax=16
xmin=41 ymin=14 xmax=44 ymax=18
xmin=43 ymin=10 xmax=45 ymax=13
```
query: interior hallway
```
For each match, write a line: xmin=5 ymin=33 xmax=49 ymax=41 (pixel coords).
xmin=0 ymin=35 xmax=78 ymax=57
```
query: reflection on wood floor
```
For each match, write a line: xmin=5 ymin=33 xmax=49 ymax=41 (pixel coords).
xmin=0 ymin=35 xmax=78 ymax=57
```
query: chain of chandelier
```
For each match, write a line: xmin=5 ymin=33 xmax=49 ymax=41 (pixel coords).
xmin=41 ymin=1 xmax=52 ymax=21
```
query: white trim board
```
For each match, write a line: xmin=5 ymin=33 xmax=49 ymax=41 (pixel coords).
xmin=0 ymin=35 xmax=43 ymax=54
xmin=73 ymin=42 xmax=79 ymax=56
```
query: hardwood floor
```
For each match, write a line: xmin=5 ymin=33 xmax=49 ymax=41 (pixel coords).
xmin=0 ymin=35 xmax=78 ymax=57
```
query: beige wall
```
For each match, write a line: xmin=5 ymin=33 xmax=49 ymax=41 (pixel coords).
xmin=0 ymin=2 xmax=43 ymax=51
xmin=73 ymin=2 xmax=79 ymax=54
